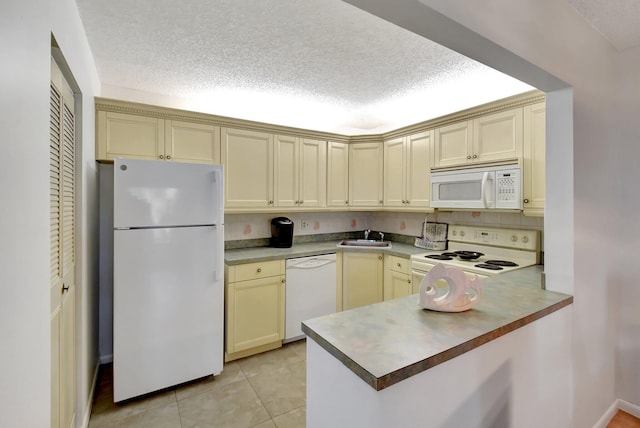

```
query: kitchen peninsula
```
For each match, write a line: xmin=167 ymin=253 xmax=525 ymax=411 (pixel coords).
xmin=302 ymin=267 xmax=573 ymax=428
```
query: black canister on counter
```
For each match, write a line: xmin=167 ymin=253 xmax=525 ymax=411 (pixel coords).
xmin=270 ymin=217 xmax=294 ymax=248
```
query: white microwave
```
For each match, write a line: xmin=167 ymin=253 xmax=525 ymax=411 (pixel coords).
xmin=431 ymin=165 xmax=522 ymax=210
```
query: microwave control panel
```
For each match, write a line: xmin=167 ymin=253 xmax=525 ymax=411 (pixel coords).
xmin=496 ymin=169 xmax=521 ymax=204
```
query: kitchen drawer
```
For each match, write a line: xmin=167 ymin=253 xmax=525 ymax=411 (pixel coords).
xmin=385 ymin=254 xmax=410 ymax=274
xmin=228 ymin=259 xmax=285 ymax=282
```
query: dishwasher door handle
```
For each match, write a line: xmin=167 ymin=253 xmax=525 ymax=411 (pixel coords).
xmin=288 ymin=259 xmax=336 ymax=269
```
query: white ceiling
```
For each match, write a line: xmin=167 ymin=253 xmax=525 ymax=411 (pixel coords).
xmin=75 ymin=0 xmax=638 ymax=135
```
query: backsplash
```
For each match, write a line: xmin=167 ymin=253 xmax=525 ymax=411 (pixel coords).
xmin=225 ymin=210 xmax=544 ymax=249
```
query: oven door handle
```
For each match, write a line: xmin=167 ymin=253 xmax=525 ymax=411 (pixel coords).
xmin=481 ymin=172 xmax=491 ymax=208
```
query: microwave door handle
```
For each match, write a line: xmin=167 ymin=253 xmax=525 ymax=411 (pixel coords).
xmin=481 ymin=172 xmax=490 ymax=208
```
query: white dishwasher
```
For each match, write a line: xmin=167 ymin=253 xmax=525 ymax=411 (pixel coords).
xmin=284 ymin=253 xmax=337 ymax=342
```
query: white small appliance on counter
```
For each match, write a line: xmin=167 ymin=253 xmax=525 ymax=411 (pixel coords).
xmin=112 ymin=158 xmax=224 ymax=402
xmin=431 ymin=165 xmax=522 ymax=210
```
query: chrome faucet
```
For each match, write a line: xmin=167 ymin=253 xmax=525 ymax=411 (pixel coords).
xmin=379 ymin=232 xmax=384 ymax=242
xmin=364 ymin=229 xmax=371 ymax=240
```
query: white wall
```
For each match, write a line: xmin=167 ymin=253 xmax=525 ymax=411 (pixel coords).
xmin=0 ymin=0 xmax=100 ymax=426
xmin=343 ymin=0 xmax=633 ymax=426
xmin=613 ymin=45 xmax=640 ymax=406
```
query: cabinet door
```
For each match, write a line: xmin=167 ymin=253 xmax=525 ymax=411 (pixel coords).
xmin=342 ymin=252 xmax=383 ymax=310
xmin=226 ymin=275 xmax=285 ymax=353
xmin=523 ymin=102 xmax=546 ymax=216
xmin=384 ymin=269 xmax=412 ymax=301
xmin=349 ymin=142 xmax=384 ymax=207
xmin=327 ymin=141 xmax=349 ymax=208
xmin=433 ymin=120 xmax=472 ymax=168
xmin=221 ymin=128 xmax=274 ymax=208
xmin=165 ymin=120 xmax=220 ymax=164
xmin=274 ymin=134 xmax=299 ymax=208
xmin=299 ymin=138 xmax=327 ymax=208
xmin=97 ymin=111 xmax=164 ymax=161
xmin=383 ymin=137 xmax=406 ymax=207
xmin=405 ymin=130 xmax=433 ymax=207
xmin=473 ymin=108 xmax=522 ymax=164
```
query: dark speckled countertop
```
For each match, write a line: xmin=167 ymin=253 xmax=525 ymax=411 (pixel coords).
xmin=224 ymin=240 xmax=427 ymax=265
xmin=301 ymin=265 xmax=572 ymax=391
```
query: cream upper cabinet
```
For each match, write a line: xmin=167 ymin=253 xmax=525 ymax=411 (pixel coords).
xmin=97 ymin=111 xmax=164 ymax=161
xmin=274 ymin=135 xmax=326 ymax=208
xmin=523 ymin=102 xmax=546 ymax=216
xmin=433 ymin=108 xmax=523 ymax=168
xmin=342 ymin=251 xmax=383 ymax=310
xmin=225 ymin=260 xmax=285 ymax=362
xmin=164 ymin=120 xmax=220 ymax=164
xmin=97 ymin=111 xmax=220 ymax=164
xmin=327 ymin=141 xmax=349 ymax=208
xmin=384 ymin=131 xmax=433 ymax=208
xmin=383 ymin=137 xmax=405 ymax=207
xmin=383 ymin=254 xmax=412 ymax=301
xmin=473 ymin=108 xmax=523 ymax=164
xmin=349 ymin=142 xmax=384 ymax=207
xmin=222 ymin=127 xmax=274 ymax=209
xmin=433 ymin=120 xmax=472 ymax=169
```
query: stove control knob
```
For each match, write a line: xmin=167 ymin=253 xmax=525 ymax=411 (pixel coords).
xmin=522 ymin=236 xmax=529 ymax=243
xmin=460 ymin=231 xmax=465 ymax=237
xmin=511 ymin=235 xmax=518 ymax=242
xmin=451 ymin=230 xmax=457 ymax=236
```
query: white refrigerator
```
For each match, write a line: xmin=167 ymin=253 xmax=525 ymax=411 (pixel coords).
xmin=112 ymin=158 xmax=224 ymax=402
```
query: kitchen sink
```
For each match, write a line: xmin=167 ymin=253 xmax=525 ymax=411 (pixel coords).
xmin=338 ymin=239 xmax=392 ymax=248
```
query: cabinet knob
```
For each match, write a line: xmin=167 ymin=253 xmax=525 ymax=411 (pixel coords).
xmin=159 ymin=155 xmax=164 ymax=160
xmin=281 ymin=278 xmax=285 ymax=284
xmin=257 ymin=268 xmax=262 ymax=273
xmin=523 ymin=198 xmax=530 ymax=204
xmin=269 ymin=200 xmax=274 ymax=205
xmin=467 ymin=155 xmax=472 ymax=159
xmin=61 ymin=284 xmax=69 ymax=293
xmin=166 ymin=155 xmax=171 ymax=160
xmin=397 ymin=263 xmax=401 ymax=267
xmin=407 ymin=279 xmax=411 ymax=284
xmin=378 ymin=255 xmax=383 ymax=261
xmin=345 ymin=201 xmax=349 ymax=205
xmin=299 ymin=200 xmax=303 ymax=205
xmin=472 ymin=154 xmax=478 ymax=159
xmin=379 ymin=200 xmax=383 ymax=204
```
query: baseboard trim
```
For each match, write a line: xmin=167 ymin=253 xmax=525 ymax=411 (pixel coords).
xmin=80 ymin=362 xmax=100 ymax=428
xmin=99 ymin=353 xmax=113 ymax=364
xmin=594 ymin=398 xmax=640 ymax=428
xmin=618 ymin=399 xmax=640 ymax=418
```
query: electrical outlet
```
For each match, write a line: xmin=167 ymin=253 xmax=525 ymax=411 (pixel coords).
xmin=301 ymin=219 xmax=310 ymax=230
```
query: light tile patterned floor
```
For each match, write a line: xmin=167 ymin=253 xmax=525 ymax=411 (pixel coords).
xmin=89 ymin=340 xmax=307 ymax=428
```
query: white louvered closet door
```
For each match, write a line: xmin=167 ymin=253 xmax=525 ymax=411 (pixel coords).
xmin=50 ymin=57 xmax=76 ymax=428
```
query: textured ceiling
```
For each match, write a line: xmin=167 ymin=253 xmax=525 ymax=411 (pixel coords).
xmin=568 ymin=0 xmax=640 ymax=51
xmin=75 ymin=0 xmax=640 ymax=134
xmin=76 ymin=0 xmax=536 ymax=134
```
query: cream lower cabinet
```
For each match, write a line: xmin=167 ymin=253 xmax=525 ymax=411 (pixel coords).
xmin=326 ymin=141 xmax=350 ymax=208
xmin=383 ymin=255 xmax=412 ymax=300
xmin=225 ymin=260 xmax=285 ymax=362
xmin=523 ymin=102 xmax=546 ymax=216
xmin=433 ymin=108 xmax=523 ymax=168
xmin=383 ymin=131 xmax=433 ymax=209
xmin=274 ymin=135 xmax=327 ymax=208
xmin=349 ymin=142 xmax=384 ymax=207
xmin=96 ymin=111 xmax=220 ymax=164
xmin=342 ymin=251 xmax=383 ymax=310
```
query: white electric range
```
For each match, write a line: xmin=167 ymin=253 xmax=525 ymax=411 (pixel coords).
xmin=410 ymin=225 xmax=540 ymax=285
